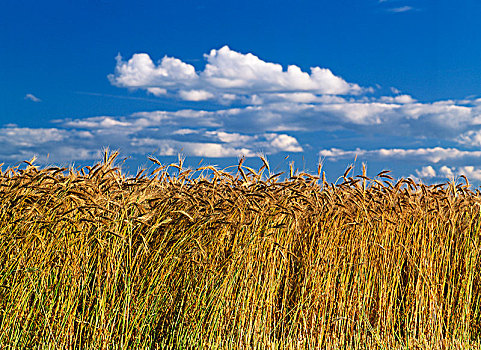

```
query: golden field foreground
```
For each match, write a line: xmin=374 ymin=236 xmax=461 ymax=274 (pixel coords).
xmin=0 ymin=152 xmax=480 ymax=349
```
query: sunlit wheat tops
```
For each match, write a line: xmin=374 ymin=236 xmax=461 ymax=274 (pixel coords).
xmin=0 ymin=151 xmax=480 ymax=349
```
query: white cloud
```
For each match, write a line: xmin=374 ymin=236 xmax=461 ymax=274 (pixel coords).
xmin=0 ymin=127 xmax=65 ymax=146
xmin=439 ymin=166 xmax=454 ymax=178
xmin=314 ymin=102 xmax=397 ymax=125
xmin=415 ymin=166 xmax=436 ymax=178
xmin=204 ymin=131 xmax=303 ymax=153
xmin=270 ymin=92 xmax=319 ymax=103
xmin=456 ymin=130 xmax=481 ymax=147
xmin=266 ymin=134 xmax=303 ymax=152
xmin=109 ymin=46 xmax=365 ymax=102
xmin=172 ymin=128 xmax=199 ymax=135
xmin=77 ymin=131 xmax=95 ymax=138
xmin=109 ymin=53 xmax=198 ymax=88
xmin=379 ymin=94 xmax=416 ymax=104
xmin=131 ymin=109 xmax=221 ymax=128
xmin=147 ymin=87 xmax=167 ymax=96
xmin=131 ymin=138 xmax=254 ymax=158
xmin=201 ymin=46 xmax=362 ymax=95
xmin=400 ymin=102 xmax=472 ymax=122
xmin=63 ymin=116 xmax=131 ymax=129
xmin=206 ymin=131 xmax=253 ymax=143
xmin=24 ymin=93 xmax=41 ymax=102
xmin=179 ymin=89 xmax=214 ymax=101
xmin=221 ymin=93 xmax=237 ymax=102
xmin=188 ymin=143 xmax=253 ymax=158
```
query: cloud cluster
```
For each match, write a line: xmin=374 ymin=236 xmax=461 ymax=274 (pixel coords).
xmin=412 ymin=165 xmax=481 ymax=182
xmin=319 ymin=147 xmax=481 ymax=164
xmin=60 ymin=99 xmax=480 ymax=141
xmin=108 ymin=47 xmax=481 ymax=140
xmin=0 ymin=126 xmax=101 ymax=162
xmin=4 ymin=46 xmax=481 ymax=184
xmin=439 ymin=166 xmax=481 ymax=181
xmin=130 ymin=131 xmax=302 ymax=157
xmin=0 ymin=112 xmax=304 ymax=164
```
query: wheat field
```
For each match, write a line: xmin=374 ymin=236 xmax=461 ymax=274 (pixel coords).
xmin=0 ymin=151 xmax=480 ymax=349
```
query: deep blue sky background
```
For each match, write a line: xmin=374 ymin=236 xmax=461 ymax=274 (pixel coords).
xmin=2 ymin=0 xmax=481 ymax=182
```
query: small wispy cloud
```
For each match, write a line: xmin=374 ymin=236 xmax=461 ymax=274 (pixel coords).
xmin=24 ymin=93 xmax=41 ymax=102
xmin=387 ymin=6 xmax=415 ymax=13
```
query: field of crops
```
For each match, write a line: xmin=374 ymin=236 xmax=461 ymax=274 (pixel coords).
xmin=0 ymin=151 xmax=480 ymax=349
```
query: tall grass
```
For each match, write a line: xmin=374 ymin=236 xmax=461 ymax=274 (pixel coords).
xmin=0 ymin=152 xmax=480 ymax=349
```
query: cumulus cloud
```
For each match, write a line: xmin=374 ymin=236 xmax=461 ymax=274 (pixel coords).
xmin=439 ymin=166 xmax=454 ymax=178
xmin=109 ymin=53 xmax=198 ymax=88
xmin=24 ymin=93 xmax=41 ymax=102
xmin=415 ymin=166 xmax=436 ymax=178
xmin=109 ymin=46 xmax=364 ymax=103
xmin=202 ymin=47 xmax=363 ymax=95
xmin=266 ymin=134 xmax=304 ymax=152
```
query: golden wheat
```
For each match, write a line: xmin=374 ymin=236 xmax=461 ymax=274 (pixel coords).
xmin=0 ymin=151 xmax=479 ymax=349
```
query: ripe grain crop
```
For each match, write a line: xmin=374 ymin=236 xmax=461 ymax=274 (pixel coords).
xmin=0 ymin=151 xmax=480 ymax=349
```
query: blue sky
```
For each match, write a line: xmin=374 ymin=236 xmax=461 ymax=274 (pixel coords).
xmin=2 ymin=0 xmax=481 ymax=182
